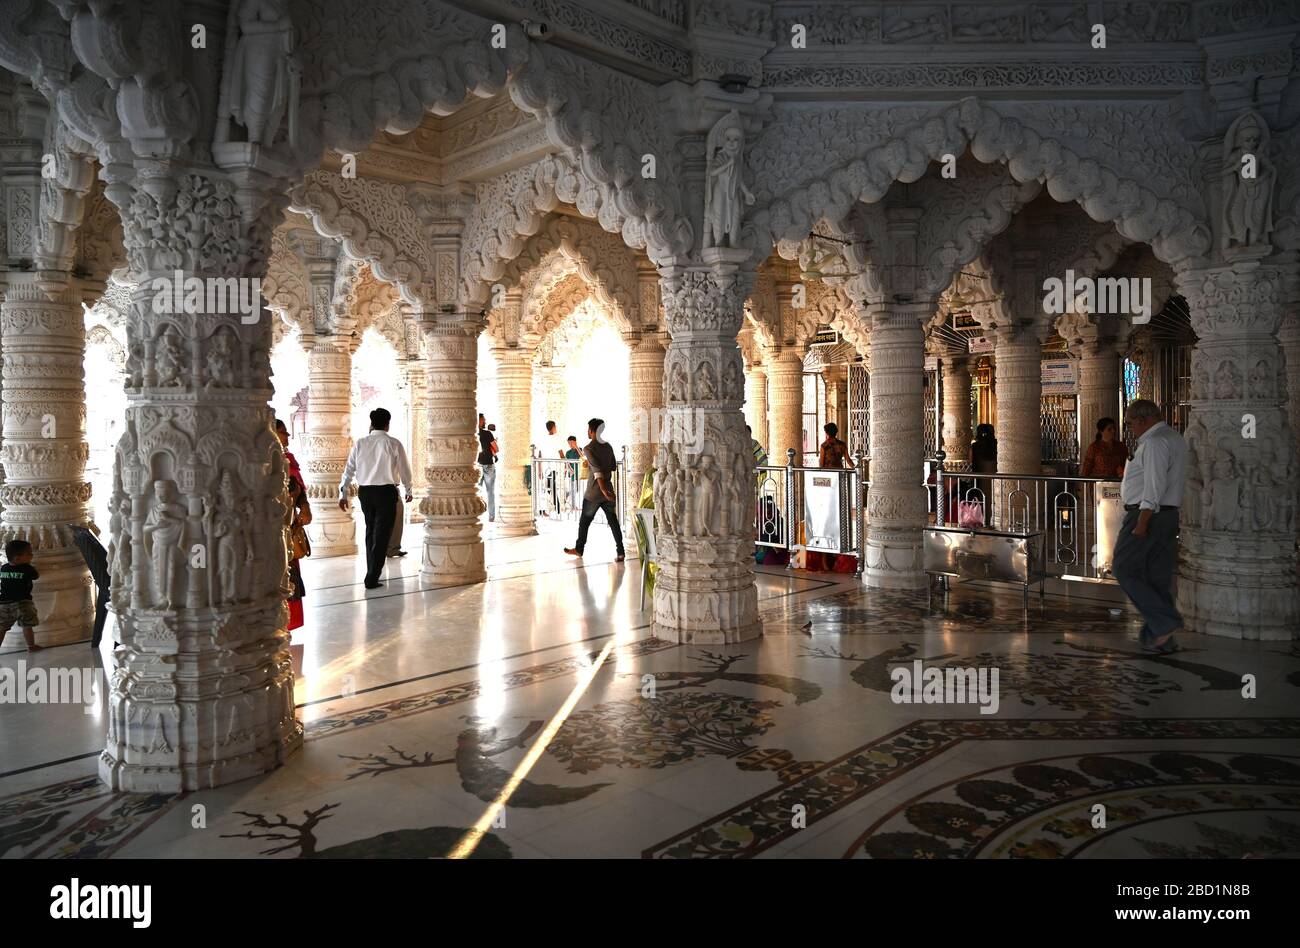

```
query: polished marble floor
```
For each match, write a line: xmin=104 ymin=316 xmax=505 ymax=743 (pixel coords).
xmin=3 ymin=518 xmax=1299 ymax=859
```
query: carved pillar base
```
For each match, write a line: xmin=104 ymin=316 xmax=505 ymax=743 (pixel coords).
xmin=941 ymin=356 xmax=972 ymax=467
xmin=652 ymin=259 xmax=759 ymax=644
xmin=767 ymin=348 xmax=804 ymax=462
xmin=100 ymin=244 xmax=301 ymax=792
xmin=864 ymin=305 xmax=928 ymax=590
xmin=494 ymin=346 xmax=536 ymax=536
xmin=302 ymin=338 xmax=356 ymax=556
xmin=420 ymin=317 xmax=486 ymax=587
xmin=1175 ymin=261 xmax=1298 ymax=640
xmin=0 ymin=271 xmax=93 ymax=646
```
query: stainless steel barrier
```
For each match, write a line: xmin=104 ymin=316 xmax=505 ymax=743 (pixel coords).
xmin=530 ymin=445 xmax=629 ymax=530
xmin=755 ymin=448 xmax=867 ymax=573
xmin=934 ymin=463 xmax=1121 ymax=584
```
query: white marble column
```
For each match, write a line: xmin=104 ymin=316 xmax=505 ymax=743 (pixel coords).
xmin=404 ymin=357 xmax=430 ymax=522
xmin=0 ymin=270 xmax=94 ymax=645
xmin=301 ymin=336 xmax=357 ymax=555
xmin=993 ymin=334 xmax=1044 ymax=476
xmin=864 ymin=303 xmax=930 ymax=589
xmin=823 ymin=363 xmax=848 ymax=436
xmin=941 ymin=356 xmax=972 ymax=468
xmin=419 ymin=314 xmax=486 ymax=586
xmin=494 ymin=345 xmax=536 ymax=535
xmin=653 ymin=256 xmax=759 ymax=643
xmin=767 ymin=346 xmax=804 ymax=462
xmin=627 ymin=331 xmax=666 ymax=501
xmin=1175 ymin=259 xmax=1298 ymax=640
xmin=100 ymin=170 xmax=301 ymax=792
xmin=744 ymin=362 xmax=768 ymax=454
xmin=1060 ymin=312 xmax=1128 ymax=450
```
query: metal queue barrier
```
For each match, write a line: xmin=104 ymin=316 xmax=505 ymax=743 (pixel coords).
xmin=530 ymin=444 xmax=629 ymax=530
xmin=933 ymin=458 xmax=1122 ymax=585
xmin=755 ymin=448 xmax=868 ymax=572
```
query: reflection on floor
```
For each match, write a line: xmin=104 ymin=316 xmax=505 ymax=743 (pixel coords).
xmin=3 ymin=521 xmax=1299 ymax=859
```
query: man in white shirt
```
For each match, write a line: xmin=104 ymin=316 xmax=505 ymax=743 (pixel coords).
xmin=1112 ymin=399 xmax=1188 ymax=653
xmin=539 ymin=420 xmax=564 ymax=517
xmin=339 ymin=408 xmax=414 ymax=589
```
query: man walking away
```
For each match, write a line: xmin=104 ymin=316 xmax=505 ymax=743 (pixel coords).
xmin=564 ymin=418 xmax=625 ymax=563
xmin=1111 ymin=399 xmax=1188 ymax=653
xmin=339 ymin=408 xmax=414 ymax=589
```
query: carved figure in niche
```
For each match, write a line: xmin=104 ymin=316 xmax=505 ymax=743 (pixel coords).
xmin=1194 ymin=360 xmax=1210 ymax=399
xmin=1207 ymin=451 xmax=1243 ymax=531
xmin=690 ymin=454 xmax=722 ymax=537
xmin=1221 ymin=111 xmax=1276 ymax=250
xmin=1249 ymin=358 xmax=1271 ymax=399
xmin=668 ymin=359 xmax=689 ymax=403
xmin=205 ymin=331 xmax=238 ymax=389
xmin=722 ymin=357 xmax=739 ymax=398
xmin=884 ymin=10 xmax=947 ymax=42
xmin=155 ymin=329 xmax=187 ymax=388
xmin=1184 ymin=456 xmax=1203 ymax=528
xmin=144 ymin=480 xmax=187 ymax=609
xmin=222 ymin=0 xmax=299 ymax=148
xmin=126 ymin=337 xmax=145 ymax=389
xmin=657 ymin=452 xmax=681 ymax=535
xmin=1214 ymin=359 xmax=1241 ymax=400
xmin=108 ymin=493 xmax=133 ymax=605
xmin=206 ymin=470 xmax=253 ymax=604
xmin=702 ymin=111 xmax=755 ymax=250
xmin=696 ymin=359 xmax=718 ymax=401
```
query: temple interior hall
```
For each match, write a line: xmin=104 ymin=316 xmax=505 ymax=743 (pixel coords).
xmin=2 ymin=0 xmax=1300 ymax=865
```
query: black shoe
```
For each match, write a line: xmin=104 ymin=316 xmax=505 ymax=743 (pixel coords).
xmin=364 ymin=581 xmax=384 ymax=589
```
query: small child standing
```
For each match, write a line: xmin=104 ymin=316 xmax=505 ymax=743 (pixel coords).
xmin=1 ymin=539 xmax=42 ymax=651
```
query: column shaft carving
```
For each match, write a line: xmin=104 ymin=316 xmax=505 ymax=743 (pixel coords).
xmin=744 ymin=364 xmax=768 ymax=454
xmin=0 ymin=271 xmax=93 ymax=645
xmin=1077 ymin=344 xmax=1122 ymax=449
xmin=405 ymin=358 xmax=430 ymax=521
xmin=767 ymin=347 xmax=804 ymax=461
xmin=419 ymin=317 xmax=486 ymax=586
xmin=993 ymin=337 xmax=1043 ymax=475
xmin=628 ymin=333 xmax=666 ymax=501
xmin=652 ymin=259 xmax=759 ymax=644
xmin=100 ymin=171 xmax=301 ymax=792
xmin=864 ymin=304 xmax=930 ymax=590
xmin=494 ymin=346 xmax=536 ymax=536
xmin=941 ymin=356 xmax=972 ymax=467
xmin=302 ymin=337 xmax=356 ymax=555
xmin=1176 ymin=260 xmax=1297 ymax=640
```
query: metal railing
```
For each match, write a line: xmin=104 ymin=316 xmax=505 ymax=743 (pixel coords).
xmin=530 ymin=445 xmax=630 ymax=530
xmin=756 ymin=449 xmax=868 ymax=573
xmin=933 ymin=461 xmax=1120 ymax=584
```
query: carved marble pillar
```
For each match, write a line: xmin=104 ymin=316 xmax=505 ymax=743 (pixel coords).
xmin=653 ymin=257 xmax=758 ymax=643
xmin=823 ymin=363 xmax=848 ymax=435
xmin=301 ymin=335 xmax=356 ymax=555
xmin=1060 ymin=312 xmax=1128 ymax=452
xmin=100 ymin=171 xmax=301 ymax=792
xmin=0 ymin=271 xmax=93 ymax=645
xmin=404 ymin=357 xmax=430 ymax=522
xmin=744 ymin=362 xmax=768 ymax=454
xmin=767 ymin=346 xmax=804 ymax=461
xmin=941 ymin=356 xmax=972 ymax=468
xmin=494 ymin=345 xmax=535 ymax=535
xmin=1129 ymin=327 xmax=1158 ymax=402
xmin=537 ymin=362 xmax=567 ymax=431
xmin=420 ymin=313 xmax=486 ymax=586
xmin=1175 ymin=260 xmax=1298 ymax=640
xmin=864 ymin=303 xmax=930 ymax=589
xmin=627 ymin=331 xmax=666 ymax=499
xmin=1280 ymin=309 xmax=1300 ymax=482
xmin=993 ymin=333 xmax=1044 ymax=476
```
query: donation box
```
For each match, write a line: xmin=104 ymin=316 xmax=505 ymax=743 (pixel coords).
xmin=803 ymin=471 xmax=847 ymax=551
xmin=1094 ymin=482 xmax=1126 ymax=577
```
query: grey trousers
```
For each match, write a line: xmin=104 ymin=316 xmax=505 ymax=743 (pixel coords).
xmin=1112 ymin=507 xmax=1184 ymax=638
xmin=387 ymin=497 xmax=404 ymax=555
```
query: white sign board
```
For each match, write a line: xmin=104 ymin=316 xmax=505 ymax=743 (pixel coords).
xmin=1041 ymin=359 xmax=1077 ymax=394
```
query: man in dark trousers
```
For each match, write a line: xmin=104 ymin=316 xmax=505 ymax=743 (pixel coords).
xmin=67 ymin=523 xmax=111 ymax=647
xmin=339 ymin=408 xmax=414 ymax=589
xmin=564 ymin=418 xmax=625 ymax=563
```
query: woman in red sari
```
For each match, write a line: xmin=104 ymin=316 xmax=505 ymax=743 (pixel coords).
xmin=276 ymin=418 xmax=311 ymax=631
xmin=1080 ymin=417 xmax=1127 ymax=479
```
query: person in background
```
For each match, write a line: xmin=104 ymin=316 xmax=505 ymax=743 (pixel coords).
xmin=564 ymin=435 xmax=582 ymax=507
xmin=540 ymin=420 xmax=564 ymax=517
xmin=0 ymin=539 xmax=41 ymax=651
xmin=67 ymin=524 xmax=111 ymax=648
xmin=818 ymin=422 xmax=848 ymax=469
xmin=748 ymin=424 xmax=768 ymax=467
xmin=275 ymin=418 xmax=305 ymax=493
xmin=1081 ymin=416 xmax=1128 ymax=479
xmin=287 ymin=474 xmax=313 ymax=632
xmin=564 ymin=418 xmax=625 ymax=563
xmin=478 ymin=416 xmax=498 ymax=522
xmin=970 ymin=422 xmax=998 ymax=511
xmin=338 ymin=407 xmax=414 ymax=590
xmin=1112 ymin=399 xmax=1187 ymax=654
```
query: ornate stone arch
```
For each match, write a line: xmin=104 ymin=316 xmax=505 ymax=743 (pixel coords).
xmin=746 ymin=97 xmax=1213 ymax=270
xmin=85 ymin=323 xmax=127 ymax=371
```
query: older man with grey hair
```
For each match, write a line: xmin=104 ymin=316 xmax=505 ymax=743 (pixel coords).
xmin=1112 ymin=399 xmax=1188 ymax=653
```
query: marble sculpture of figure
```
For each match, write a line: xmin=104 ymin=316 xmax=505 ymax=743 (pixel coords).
xmin=691 ymin=454 xmax=721 ymax=536
xmin=145 ymin=480 xmax=188 ymax=609
xmin=703 ymin=110 xmax=754 ymax=249
xmin=1221 ymin=112 xmax=1275 ymax=249
xmin=224 ymin=0 xmax=299 ymax=147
